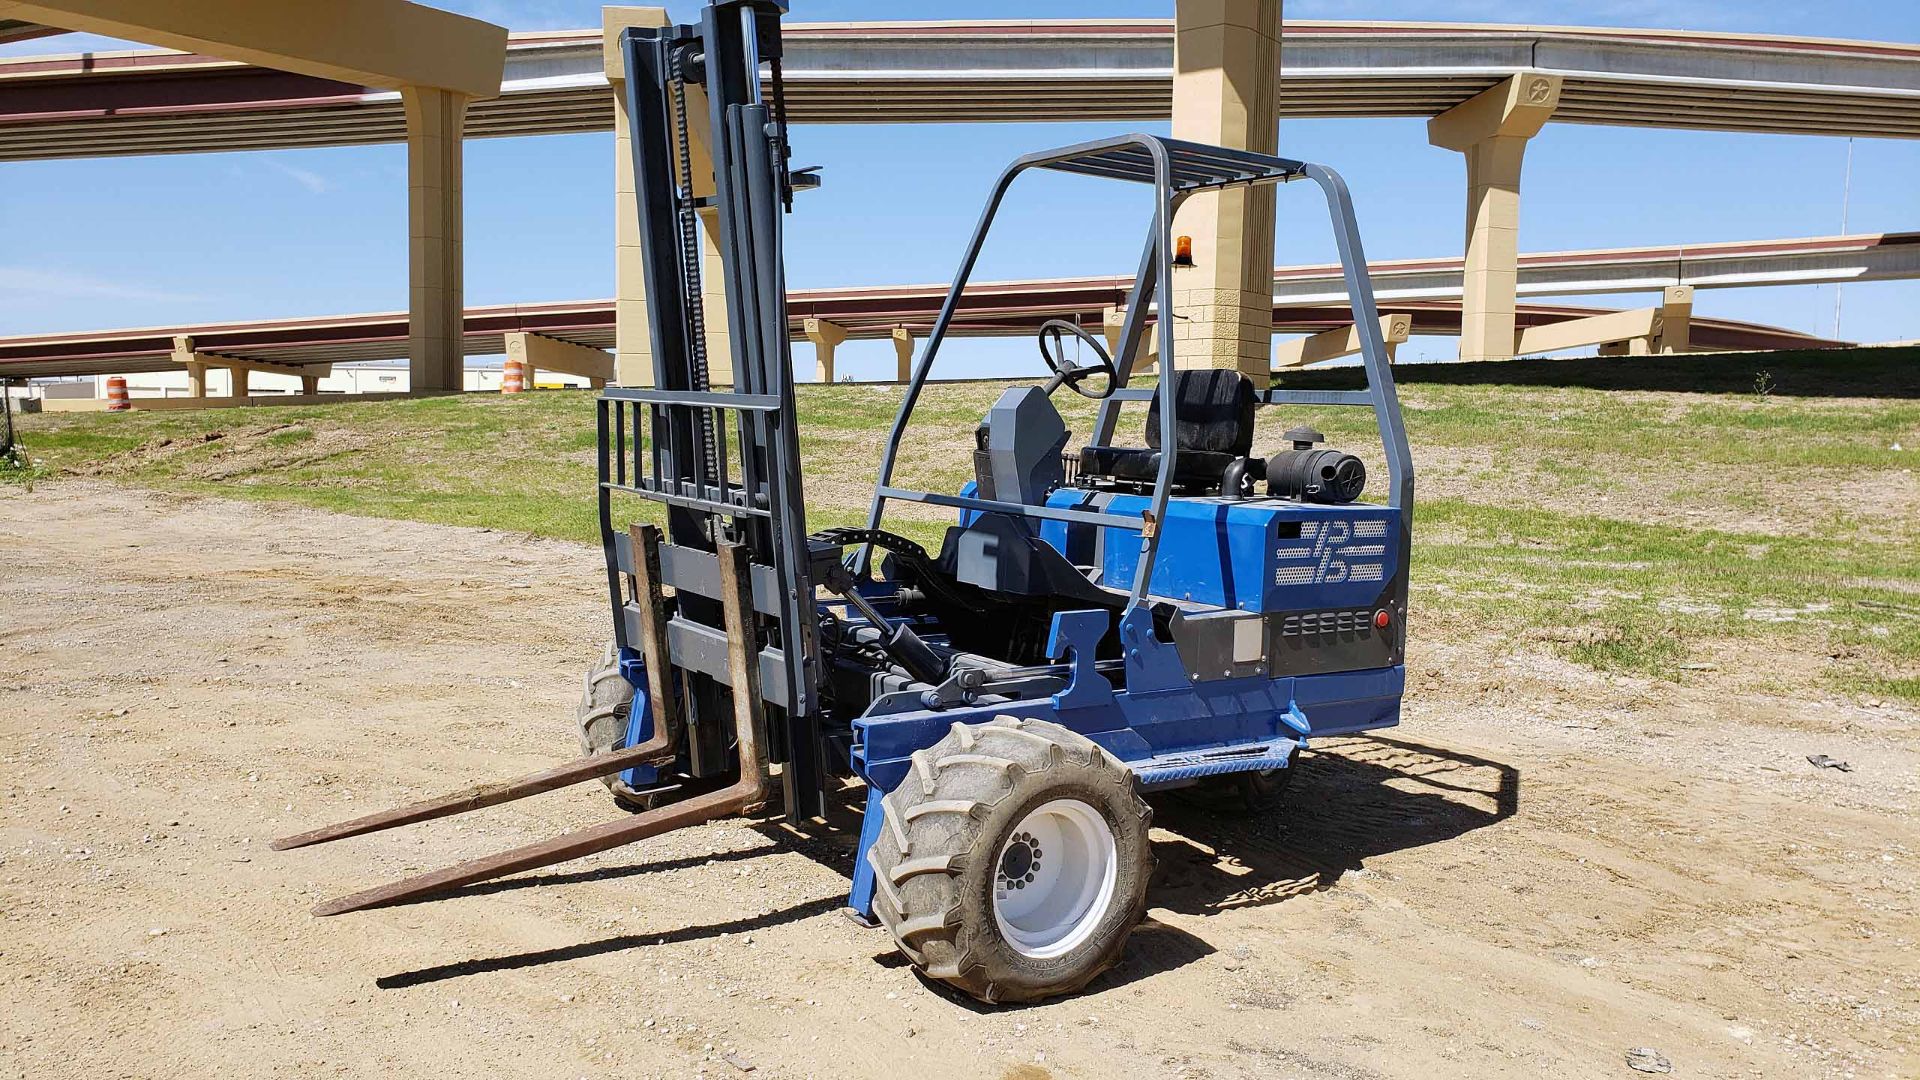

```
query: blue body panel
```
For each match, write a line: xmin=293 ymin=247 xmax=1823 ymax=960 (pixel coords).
xmin=1033 ymin=489 xmax=1402 ymax=613
xmin=616 ymin=650 xmax=661 ymax=790
xmin=853 ymin=664 xmax=1403 ymax=795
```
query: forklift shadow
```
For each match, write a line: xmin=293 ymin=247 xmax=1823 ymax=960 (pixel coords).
xmin=371 ymin=736 xmax=1511 ymax=994
xmin=1145 ymin=734 xmax=1519 ymax=916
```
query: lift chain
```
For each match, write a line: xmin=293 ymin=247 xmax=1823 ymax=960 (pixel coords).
xmin=669 ymin=46 xmax=719 ymax=483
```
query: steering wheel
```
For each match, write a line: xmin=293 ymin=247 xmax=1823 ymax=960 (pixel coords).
xmin=1036 ymin=318 xmax=1118 ymax=400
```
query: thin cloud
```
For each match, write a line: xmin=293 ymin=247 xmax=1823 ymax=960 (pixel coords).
xmin=0 ymin=267 xmax=207 ymax=305
xmin=266 ymin=161 xmax=331 ymax=194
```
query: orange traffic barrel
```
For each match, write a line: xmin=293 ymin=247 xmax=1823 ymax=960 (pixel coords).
xmin=105 ymin=376 xmax=130 ymax=411
xmin=501 ymin=358 xmax=526 ymax=393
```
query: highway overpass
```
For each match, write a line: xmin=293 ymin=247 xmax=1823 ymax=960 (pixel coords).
xmin=4 ymin=21 xmax=1920 ymax=160
xmin=4 ymin=229 xmax=1884 ymax=379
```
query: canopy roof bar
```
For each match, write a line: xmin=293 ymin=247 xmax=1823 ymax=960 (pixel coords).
xmin=1023 ymin=136 xmax=1308 ymax=191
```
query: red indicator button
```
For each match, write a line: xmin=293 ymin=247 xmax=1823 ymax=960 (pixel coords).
xmin=1374 ymin=609 xmax=1391 ymax=629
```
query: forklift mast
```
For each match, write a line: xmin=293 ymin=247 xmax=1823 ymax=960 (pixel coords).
xmin=598 ymin=0 xmax=828 ymax=820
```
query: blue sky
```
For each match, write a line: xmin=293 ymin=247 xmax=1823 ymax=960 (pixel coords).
xmin=2 ymin=1 xmax=1916 ymax=379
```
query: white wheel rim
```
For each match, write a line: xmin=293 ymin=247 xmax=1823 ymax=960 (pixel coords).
xmin=991 ymin=798 xmax=1119 ymax=960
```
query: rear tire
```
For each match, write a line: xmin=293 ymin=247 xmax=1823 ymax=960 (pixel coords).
xmin=575 ymin=642 xmax=646 ymax=803
xmin=866 ymin=716 xmax=1153 ymax=1004
xmin=1230 ymin=758 xmax=1297 ymax=812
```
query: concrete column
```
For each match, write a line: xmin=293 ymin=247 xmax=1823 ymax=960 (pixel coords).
xmin=300 ymin=374 xmax=321 ymax=395
xmin=171 ymin=336 xmax=206 ymax=397
xmin=890 ymin=328 xmax=915 ymax=384
xmin=1170 ymin=0 xmax=1282 ymax=376
xmin=1428 ymin=74 xmax=1562 ymax=362
xmin=803 ymin=317 xmax=847 ymax=383
xmin=403 ymin=85 xmax=468 ymax=392
xmin=1656 ymin=285 xmax=1693 ymax=354
xmin=228 ymin=366 xmax=249 ymax=398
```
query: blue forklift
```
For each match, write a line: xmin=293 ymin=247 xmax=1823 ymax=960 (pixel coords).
xmin=279 ymin=0 xmax=1413 ymax=1005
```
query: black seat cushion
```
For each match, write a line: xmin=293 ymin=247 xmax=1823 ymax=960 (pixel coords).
xmin=1145 ymin=369 xmax=1256 ymax=456
xmin=1078 ymin=445 xmax=1238 ymax=487
xmin=1078 ymin=369 xmax=1256 ymax=490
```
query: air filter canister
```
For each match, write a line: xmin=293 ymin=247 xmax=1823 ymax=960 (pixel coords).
xmin=1266 ymin=447 xmax=1367 ymax=503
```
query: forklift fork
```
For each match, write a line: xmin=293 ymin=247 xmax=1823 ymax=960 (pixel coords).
xmin=281 ymin=541 xmax=771 ymax=916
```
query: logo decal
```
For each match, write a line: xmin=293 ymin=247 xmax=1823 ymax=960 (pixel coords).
xmin=1274 ymin=519 xmax=1387 ymax=586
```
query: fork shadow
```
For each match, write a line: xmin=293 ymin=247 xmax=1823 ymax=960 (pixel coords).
xmin=375 ymin=894 xmax=845 ymax=989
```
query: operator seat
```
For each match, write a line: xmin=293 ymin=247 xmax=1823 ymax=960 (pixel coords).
xmin=1079 ymin=369 xmax=1257 ymax=493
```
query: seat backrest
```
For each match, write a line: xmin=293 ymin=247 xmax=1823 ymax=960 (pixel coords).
xmin=1144 ymin=369 xmax=1256 ymax=457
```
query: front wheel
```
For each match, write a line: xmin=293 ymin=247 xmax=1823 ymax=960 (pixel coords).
xmin=866 ymin=717 xmax=1153 ymax=1004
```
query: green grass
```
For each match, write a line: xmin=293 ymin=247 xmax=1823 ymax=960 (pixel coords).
xmin=15 ymin=346 xmax=1920 ymax=700
xmin=1415 ymin=497 xmax=1920 ymax=681
xmin=0 ymin=443 xmax=49 ymax=489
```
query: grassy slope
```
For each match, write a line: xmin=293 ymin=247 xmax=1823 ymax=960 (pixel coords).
xmin=12 ymin=347 xmax=1920 ymax=701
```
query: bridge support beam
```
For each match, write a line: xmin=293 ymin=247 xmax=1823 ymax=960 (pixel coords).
xmin=1596 ymin=286 xmax=1694 ymax=356
xmin=1429 ymin=74 xmax=1561 ymax=363
xmin=1272 ymin=314 xmax=1411 ymax=370
xmin=171 ymin=334 xmax=331 ymax=398
xmin=504 ymin=331 xmax=612 ymax=388
xmin=803 ymin=317 xmax=847 ymax=383
xmin=0 ymin=1 xmax=505 ymax=96
xmin=1169 ymin=0 xmax=1282 ymax=376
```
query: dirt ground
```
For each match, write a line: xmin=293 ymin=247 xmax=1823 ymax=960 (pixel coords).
xmin=2 ymin=483 xmax=1915 ymax=1080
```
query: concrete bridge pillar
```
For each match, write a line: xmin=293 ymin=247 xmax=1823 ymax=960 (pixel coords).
xmin=403 ymin=87 xmax=468 ymax=392
xmin=1428 ymin=74 xmax=1562 ymax=362
xmin=803 ymin=318 xmax=848 ymax=383
xmin=891 ymin=327 xmax=915 ymax=384
xmin=1170 ymin=0 xmax=1282 ymax=376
